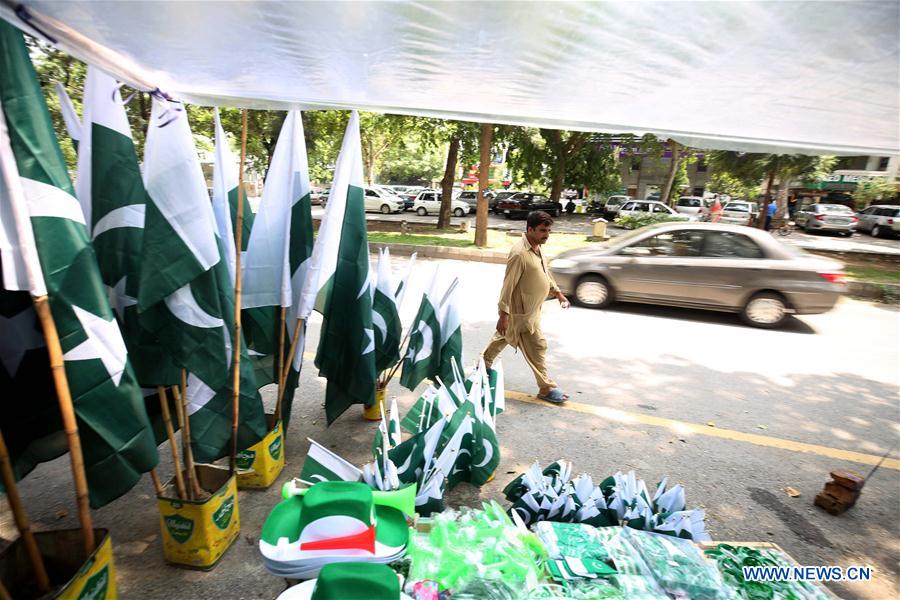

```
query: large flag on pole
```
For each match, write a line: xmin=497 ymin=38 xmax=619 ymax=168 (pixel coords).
xmin=138 ymin=95 xmax=266 ymax=463
xmin=0 ymin=21 xmax=158 ymax=507
xmin=212 ymin=109 xmax=277 ymax=388
xmin=55 ymin=82 xmax=81 ymax=150
xmin=399 ymin=267 xmax=442 ymax=391
xmin=373 ymin=247 xmax=401 ymax=373
xmin=297 ymin=111 xmax=376 ymax=424
xmin=75 ymin=65 xmax=175 ymax=385
xmin=241 ymin=109 xmax=313 ymax=421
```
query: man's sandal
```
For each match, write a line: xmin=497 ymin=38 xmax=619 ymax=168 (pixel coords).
xmin=537 ymin=388 xmax=568 ymax=404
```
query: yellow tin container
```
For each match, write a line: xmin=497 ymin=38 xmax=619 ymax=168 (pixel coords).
xmin=363 ymin=385 xmax=386 ymax=421
xmin=0 ymin=528 xmax=116 ymax=599
xmin=157 ymin=464 xmax=239 ymax=570
xmin=236 ymin=417 xmax=285 ymax=489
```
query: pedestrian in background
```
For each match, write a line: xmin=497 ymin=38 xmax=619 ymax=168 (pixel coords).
xmin=766 ymin=200 xmax=776 ymax=230
xmin=481 ymin=211 xmax=570 ymax=403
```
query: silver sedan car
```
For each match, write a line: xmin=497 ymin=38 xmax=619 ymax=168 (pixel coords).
xmin=549 ymin=222 xmax=845 ymax=328
xmin=794 ymin=204 xmax=857 ymax=236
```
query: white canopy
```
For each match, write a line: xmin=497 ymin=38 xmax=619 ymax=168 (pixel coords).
xmin=3 ymin=0 xmax=898 ymax=155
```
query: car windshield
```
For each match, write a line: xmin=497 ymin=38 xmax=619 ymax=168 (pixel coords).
xmin=820 ymin=204 xmax=853 ymax=213
xmin=677 ymin=198 xmax=701 ymax=207
xmin=725 ymin=203 xmax=749 ymax=212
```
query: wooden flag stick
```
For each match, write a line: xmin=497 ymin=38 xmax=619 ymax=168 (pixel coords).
xmin=274 ymin=305 xmax=286 ymax=421
xmin=32 ymin=296 xmax=94 ymax=555
xmin=172 ymin=379 xmax=201 ymax=499
xmin=149 ymin=468 xmax=164 ymax=496
xmin=157 ymin=385 xmax=186 ymax=500
xmin=0 ymin=429 xmax=50 ymax=593
xmin=230 ymin=108 xmax=249 ymax=475
xmin=276 ymin=316 xmax=305 ymax=412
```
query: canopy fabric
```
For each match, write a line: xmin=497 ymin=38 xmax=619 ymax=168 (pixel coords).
xmin=2 ymin=0 xmax=898 ymax=155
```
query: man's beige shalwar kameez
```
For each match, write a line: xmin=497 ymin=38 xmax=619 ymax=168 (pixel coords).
xmin=482 ymin=234 xmax=559 ymax=389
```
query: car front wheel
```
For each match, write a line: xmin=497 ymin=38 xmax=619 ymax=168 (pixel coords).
xmin=872 ymin=225 xmax=883 ymax=238
xmin=380 ymin=204 xmax=391 ymax=214
xmin=416 ymin=207 xmax=427 ymax=216
xmin=573 ymin=275 xmax=614 ymax=309
xmin=741 ymin=292 xmax=788 ymax=328
xmin=453 ymin=207 xmax=465 ymax=217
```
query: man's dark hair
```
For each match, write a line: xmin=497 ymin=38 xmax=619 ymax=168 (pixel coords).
xmin=526 ymin=211 xmax=554 ymax=230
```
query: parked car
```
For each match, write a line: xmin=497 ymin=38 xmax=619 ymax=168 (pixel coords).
xmin=364 ymin=186 xmax=404 ymax=214
xmin=411 ymin=190 xmax=469 ymax=217
xmin=645 ymin=192 xmax=661 ymax=201
xmin=489 ymin=190 xmax=523 ymax=213
xmin=548 ymin=222 xmax=845 ymax=328
xmin=311 ymin=187 xmax=329 ymax=206
xmin=718 ymin=201 xmax=759 ymax=226
xmin=600 ymin=195 xmax=632 ymax=219
xmin=856 ymin=205 xmax=900 ymax=238
xmin=617 ymin=200 xmax=691 ymax=222
xmin=495 ymin=192 xmax=563 ymax=219
xmin=674 ymin=196 xmax=711 ymax=220
xmin=456 ymin=190 xmax=495 ymax=213
xmin=794 ymin=204 xmax=857 ymax=236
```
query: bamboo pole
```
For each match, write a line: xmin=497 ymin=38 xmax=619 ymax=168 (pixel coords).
xmin=172 ymin=380 xmax=201 ymax=499
xmin=0 ymin=429 xmax=50 ymax=593
xmin=33 ymin=296 xmax=94 ymax=555
xmin=230 ymin=109 xmax=249 ymax=475
xmin=149 ymin=468 xmax=164 ymax=496
xmin=274 ymin=306 xmax=286 ymax=422
xmin=276 ymin=316 xmax=305 ymax=408
xmin=156 ymin=385 xmax=186 ymax=500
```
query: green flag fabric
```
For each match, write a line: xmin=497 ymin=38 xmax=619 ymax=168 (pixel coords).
xmin=300 ymin=111 xmax=376 ymax=424
xmin=437 ymin=277 xmax=462 ymax=387
xmin=399 ymin=267 xmax=442 ymax=391
xmin=373 ymin=247 xmax=401 ymax=373
xmin=139 ymin=96 xmax=266 ymax=463
xmin=0 ymin=21 xmax=157 ymax=507
xmin=299 ymin=439 xmax=362 ymax=484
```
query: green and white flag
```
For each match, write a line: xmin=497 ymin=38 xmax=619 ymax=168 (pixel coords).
xmin=298 ymin=111 xmax=375 ymax=424
xmin=139 ymin=96 xmax=266 ymax=463
xmin=430 ymin=403 xmax=475 ymax=490
xmin=211 ymin=110 xmax=277 ymax=390
xmin=55 ymin=81 xmax=81 ymax=150
xmin=240 ymin=109 xmax=313 ymax=421
xmin=394 ymin=252 xmax=416 ymax=309
xmin=0 ymin=21 xmax=157 ymax=507
xmin=399 ymin=266 xmax=442 ymax=391
xmin=373 ymin=247 xmax=401 ymax=373
xmin=299 ymin=438 xmax=362 ymax=484
xmin=437 ymin=277 xmax=462 ymax=388
xmin=75 ymin=65 xmax=175 ymax=385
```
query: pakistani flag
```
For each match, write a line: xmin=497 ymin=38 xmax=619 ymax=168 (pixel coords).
xmin=299 ymin=439 xmax=362 ymax=484
xmin=399 ymin=267 xmax=442 ymax=391
xmin=297 ymin=111 xmax=375 ymax=424
xmin=138 ymin=96 xmax=266 ymax=463
xmin=394 ymin=252 xmax=416 ymax=309
xmin=431 ymin=403 xmax=475 ymax=490
xmin=372 ymin=247 xmax=401 ymax=373
xmin=0 ymin=21 xmax=157 ymax=507
xmin=470 ymin=413 xmax=500 ymax=486
xmin=75 ymin=65 xmax=176 ymax=385
xmin=241 ymin=110 xmax=313 ymax=422
xmin=437 ymin=277 xmax=462 ymax=387
xmin=211 ymin=110 xmax=278 ymax=390
xmin=415 ymin=470 xmax=446 ymax=517
xmin=55 ymin=82 xmax=81 ymax=150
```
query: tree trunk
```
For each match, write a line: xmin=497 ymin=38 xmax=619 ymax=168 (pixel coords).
xmin=549 ymin=153 xmax=567 ymax=203
xmin=659 ymin=140 xmax=680 ymax=206
xmin=475 ymin=123 xmax=492 ymax=247
xmin=437 ymin=137 xmax=460 ymax=229
xmin=757 ymin=166 xmax=778 ymax=229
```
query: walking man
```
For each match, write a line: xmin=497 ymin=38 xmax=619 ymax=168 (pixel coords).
xmin=481 ymin=211 xmax=569 ymax=403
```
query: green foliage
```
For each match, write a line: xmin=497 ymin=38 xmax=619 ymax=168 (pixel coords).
xmin=614 ymin=213 xmax=685 ymax=230
xmin=706 ymin=172 xmax=759 ymax=199
xmin=377 ymin=139 xmax=444 ymax=184
xmin=852 ymin=178 xmax=896 ymax=209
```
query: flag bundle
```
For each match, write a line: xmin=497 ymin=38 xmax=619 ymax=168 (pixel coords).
xmin=503 ymin=462 xmax=711 ymax=541
xmin=295 ymin=359 xmax=505 ymax=516
xmin=0 ymin=22 xmax=158 ymax=508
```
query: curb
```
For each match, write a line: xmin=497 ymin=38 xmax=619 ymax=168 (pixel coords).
xmin=368 ymin=241 xmax=508 ymax=264
xmin=846 ymin=281 xmax=900 ymax=304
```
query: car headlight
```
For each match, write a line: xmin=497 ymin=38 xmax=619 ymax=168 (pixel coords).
xmin=549 ymin=258 xmax=578 ymax=269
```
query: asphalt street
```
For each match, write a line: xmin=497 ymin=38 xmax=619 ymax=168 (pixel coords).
xmin=2 ymin=256 xmax=898 ymax=599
